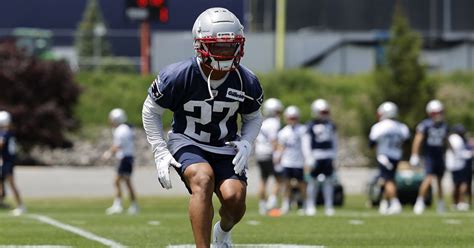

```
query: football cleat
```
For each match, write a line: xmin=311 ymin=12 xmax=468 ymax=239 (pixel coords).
xmin=212 ymin=221 xmax=232 ymax=248
xmin=413 ymin=200 xmax=425 ymax=215
xmin=11 ymin=206 xmax=26 ymax=216
xmin=106 ymin=204 xmax=123 ymax=215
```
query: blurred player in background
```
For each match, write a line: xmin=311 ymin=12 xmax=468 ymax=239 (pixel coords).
xmin=446 ymin=124 xmax=472 ymax=211
xmin=255 ymin=98 xmax=283 ymax=215
xmin=0 ymin=111 xmax=26 ymax=216
xmin=275 ymin=106 xmax=307 ymax=215
xmin=302 ymin=99 xmax=338 ymax=216
xmin=102 ymin=108 xmax=139 ymax=215
xmin=369 ymin=102 xmax=410 ymax=215
xmin=142 ymin=7 xmax=263 ymax=247
xmin=410 ymin=99 xmax=449 ymax=214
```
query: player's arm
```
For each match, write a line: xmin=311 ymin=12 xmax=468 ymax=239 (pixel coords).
xmin=410 ymin=131 xmax=424 ymax=166
xmin=142 ymin=95 xmax=181 ymax=189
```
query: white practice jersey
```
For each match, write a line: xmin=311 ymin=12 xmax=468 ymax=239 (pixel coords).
xmin=113 ymin=124 xmax=135 ymax=159
xmin=278 ymin=124 xmax=306 ymax=168
xmin=255 ymin=117 xmax=280 ymax=161
xmin=446 ymin=133 xmax=472 ymax=171
xmin=369 ymin=119 xmax=410 ymax=160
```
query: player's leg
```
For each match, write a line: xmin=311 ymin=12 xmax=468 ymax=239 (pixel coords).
xmin=123 ymin=176 xmax=139 ymax=214
xmin=106 ymin=174 xmax=124 ymax=214
xmin=183 ymin=162 xmax=215 ymax=248
xmin=215 ymin=179 xmax=247 ymax=231
xmin=280 ymin=168 xmax=292 ymax=214
xmin=267 ymin=166 xmax=283 ymax=210
xmin=322 ymin=160 xmax=335 ymax=216
xmin=257 ymin=160 xmax=271 ymax=215
xmin=5 ymin=173 xmax=25 ymax=215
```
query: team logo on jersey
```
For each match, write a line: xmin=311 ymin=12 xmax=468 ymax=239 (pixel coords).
xmin=150 ymin=77 xmax=163 ymax=100
xmin=226 ymin=88 xmax=245 ymax=102
xmin=211 ymin=90 xmax=218 ymax=97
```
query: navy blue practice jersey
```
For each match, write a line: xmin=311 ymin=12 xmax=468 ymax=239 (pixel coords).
xmin=148 ymin=57 xmax=263 ymax=147
xmin=416 ymin=118 xmax=448 ymax=157
xmin=0 ymin=130 xmax=16 ymax=163
xmin=306 ymin=119 xmax=337 ymax=150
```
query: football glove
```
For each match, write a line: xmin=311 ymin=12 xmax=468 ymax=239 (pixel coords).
xmin=226 ymin=140 xmax=251 ymax=175
xmin=377 ymin=154 xmax=393 ymax=170
xmin=156 ymin=152 xmax=181 ymax=189
xmin=409 ymin=154 xmax=420 ymax=167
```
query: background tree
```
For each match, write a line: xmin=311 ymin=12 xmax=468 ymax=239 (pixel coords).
xmin=372 ymin=3 xmax=437 ymax=128
xmin=74 ymin=0 xmax=112 ymax=70
xmin=0 ymin=40 xmax=81 ymax=151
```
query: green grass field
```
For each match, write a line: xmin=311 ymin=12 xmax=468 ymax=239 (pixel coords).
xmin=0 ymin=195 xmax=473 ymax=247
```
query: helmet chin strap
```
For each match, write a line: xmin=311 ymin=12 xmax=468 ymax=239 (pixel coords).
xmin=204 ymin=69 xmax=215 ymax=102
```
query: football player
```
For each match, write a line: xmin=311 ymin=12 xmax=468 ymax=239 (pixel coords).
xmin=410 ymin=100 xmax=449 ymax=214
xmin=0 ymin=111 xmax=26 ymax=216
xmin=302 ymin=99 xmax=338 ymax=216
xmin=275 ymin=106 xmax=307 ymax=215
xmin=142 ymin=7 xmax=263 ymax=247
xmin=446 ymin=124 xmax=472 ymax=211
xmin=254 ymin=98 xmax=283 ymax=215
xmin=102 ymin=108 xmax=139 ymax=215
xmin=369 ymin=102 xmax=410 ymax=215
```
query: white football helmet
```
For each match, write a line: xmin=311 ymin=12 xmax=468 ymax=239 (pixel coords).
xmin=311 ymin=99 xmax=330 ymax=118
xmin=0 ymin=111 xmax=12 ymax=127
xmin=284 ymin=105 xmax=300 ymax=120
xmin=109 ymin=108 xmax=127 ymax=125
xmin=377 ymin=101 xmax=398 ymax=120
xmin=263 ymin=98 xmax=283 ymax=117
xmin=192 ymin=7 xmax=245 ymax=71
xmin=426 ymin=99 xmax=443 ymax=115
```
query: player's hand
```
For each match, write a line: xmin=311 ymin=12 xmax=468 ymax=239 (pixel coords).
xmin=156 ymin=153 xmax=181 ymax=189
xmin=101 ymin=150 xmax=112 ymax=160
xmin=377 ymin=154 xmax=393 ymax=170
xmin=226 ymin=140 xmax=251 ymax=175
xmin=409 ymin=154 xmax=420 ymax=167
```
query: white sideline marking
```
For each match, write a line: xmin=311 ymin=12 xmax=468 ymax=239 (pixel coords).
xmin=168 ymin=245 xmax=324 ymax=248
xmin=348 ymin=219 xmax=364 ymax=225
xmin=246 ymin=220 xmax=261 ymax=225
xmin=444 ymin=219 xmax=461 ymax=225
xmin=148 ymin=220 xmax=161 ymax=226
xmin=29 ymin=214 xmax=126 ymax=248
xmin=0 ymin=246 xmax=71 ymax=248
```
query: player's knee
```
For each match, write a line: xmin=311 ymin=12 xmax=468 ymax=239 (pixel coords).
xmin=190 ymin=173 xmax=215 ymax=195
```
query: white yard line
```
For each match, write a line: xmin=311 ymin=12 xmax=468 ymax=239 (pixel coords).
xmin=168 ymin=245 xmax=324 ymax=248
xmin=29 ymin=214 xmax=126 ymax=248
xmin=0 ymin=246 xmax=71 ymax=248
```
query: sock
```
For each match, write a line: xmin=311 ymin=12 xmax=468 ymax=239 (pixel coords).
xmin=113 ymin=198 xmax=122 ymax=206
xmin=323 ymin=180 xmax=334 ymax=209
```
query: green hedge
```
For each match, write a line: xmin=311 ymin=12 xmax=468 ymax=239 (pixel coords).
xmin=74 ymin=70 xmax=474 ymax=136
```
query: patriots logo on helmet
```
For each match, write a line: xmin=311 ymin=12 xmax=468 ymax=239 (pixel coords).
xmin=256 ymin=93 xmax=264 ymax=106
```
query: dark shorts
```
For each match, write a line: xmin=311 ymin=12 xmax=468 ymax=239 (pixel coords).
xmin=257 ymin=159 xmax=275 ymax=180
xmin=282 ymin=167 xmax=304 ymax=181
xmin=424 ymin=156 xmax=445 ymax=178
xmin=452 ymin=161 xmax=472 ymax=184
xmin=310 ymin=159 xmax=334 ymax=178
xmin=174 ymin=145 xmax=247 ymax=194
xmin=378 ymin=157 xmax=399 ymax=181
xmin=1 ymin=161 xmax=14 ymax=178
xmin=117 ymin=156 xmax=134 ymax=176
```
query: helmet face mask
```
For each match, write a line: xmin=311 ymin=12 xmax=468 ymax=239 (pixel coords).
xmin=193 ymin=8 xmax=245 ymax=71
